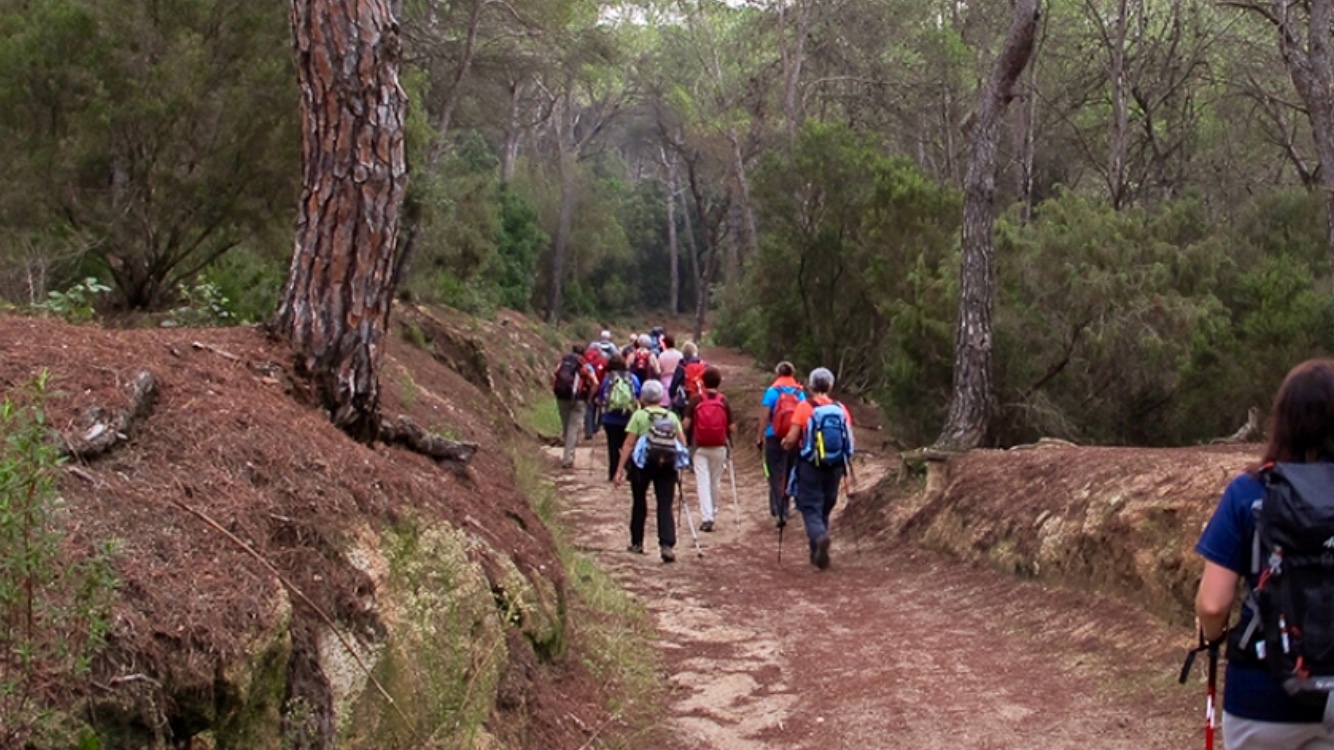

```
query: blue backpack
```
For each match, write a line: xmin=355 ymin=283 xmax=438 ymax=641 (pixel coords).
xmin=800 ymin=402 xmax=852 ymax=467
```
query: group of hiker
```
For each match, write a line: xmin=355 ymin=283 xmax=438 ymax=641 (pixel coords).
xmin=553 ymin=329 xmax=854 ymax=569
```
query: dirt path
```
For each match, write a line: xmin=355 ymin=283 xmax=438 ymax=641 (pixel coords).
xmin=548 ymin=351 xmax=1203 ymax=749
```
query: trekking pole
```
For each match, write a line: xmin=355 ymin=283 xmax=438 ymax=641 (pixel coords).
xmin=677 ymin=476 xmax=705 ymax=558
xmin=1178 ymin=630 xmax=1221 ymax=750
xmin=843 ymin=456 xmax=861 ymax=554
xmin=726 ymin=441 xmax=741 ymax=524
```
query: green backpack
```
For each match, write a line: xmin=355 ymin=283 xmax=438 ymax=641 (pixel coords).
xmin=606 ymin=373 xmax=637 ymax=414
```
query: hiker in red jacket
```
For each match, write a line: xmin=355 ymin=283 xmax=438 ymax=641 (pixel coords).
xmin=682 ymin=366 xmax=733 ymax=532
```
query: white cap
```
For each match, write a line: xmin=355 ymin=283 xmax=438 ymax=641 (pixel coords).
xmin=600 ymin=330 xmax=611 ymax=341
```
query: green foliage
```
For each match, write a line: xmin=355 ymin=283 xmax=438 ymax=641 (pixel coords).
xmin=726 ymin=120 xmax=961 ymax=443
xmin=33 ymin=278 xmax=111 ymax=322
xmin=0 ymin=0 xmax=297 ymax=310
xmin=0 ymin=372 xmax=118 ymax=747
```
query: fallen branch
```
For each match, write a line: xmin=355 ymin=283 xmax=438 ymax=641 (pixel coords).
xmin=1211 ymin=406 xmax=1262 ymax=444
xmin=379 ymin=415 xmax=478 ymax=465
xmin=61 ymin=370 xmax=157 ymax=460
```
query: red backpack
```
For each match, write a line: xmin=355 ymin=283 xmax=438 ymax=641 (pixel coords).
xmin=693 ymin=393 xmax=729 ymax=447
xmin=682 ymin=360 xmax=708 ymax=400
xmin=770 ymin=386 xmax=800 ymax=438
xmin=583 ymin=346 xmax=607 ymax=382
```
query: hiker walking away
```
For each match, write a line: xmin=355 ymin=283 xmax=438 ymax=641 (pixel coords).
xmin=648 ymin=326 xmax=666 ymax=355
xmin=613 ymin=380 xmax=686 ymax=562
xmin=628 ymin=334 xmax=660 ymax=388
xmin=582 ymin=342 xmax=609 ymax=439
xmin=758 ymin=361 xmax=805 ymax=525
xmin=780 ymin=367 xmax=853 ymax=570
xmin=670 ymin=342 xmax=708 ymax=415
xmin=682 ymin=366 xmax=733 ymax=532
xmin=598 ymin=353 xmax=641 ymax=482
xmin=622 ymin=332 xmax=639 ymax=359
xmin=656 ymin=334 xmax=683 ymax=408
xmin=552 ymin=346 xmax=596 ymax=469
xmin=1195 ymin=358 xmax=1334 ymax=748
xmin=593 ymin=329 xmax=619 ymax=361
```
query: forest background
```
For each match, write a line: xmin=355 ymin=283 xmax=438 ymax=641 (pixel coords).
xmin=2 ymin=0 xmax=1331 ymax=449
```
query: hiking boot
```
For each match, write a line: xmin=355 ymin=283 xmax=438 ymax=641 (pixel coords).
xmin=626 ymin=543 xmax=644 ymax=554
xmin=661 ymin=546 xmax=676 ymax=563
xmin=813 ymin=534 xmax=831 ymax=570
xmin=700 ymin=520 xmax=714 ymax=532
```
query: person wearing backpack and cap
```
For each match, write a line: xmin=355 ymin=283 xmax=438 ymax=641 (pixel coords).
xmin=682 ymin=366 xmax=733 ymax=532
xmin=758 ymin=361 xmax=806 ymax=525
xmin=551 ymin=345 xmax=597 ymax=470
xmin=613 ymin=379 xmax=687 ymax=562
xmin=670 ymin=342 xmax=708 ymax=416
xmin=597 ymin=353 xmax=641 ymax=483
xmin=781 ymin=367 xmax=854 ymax=570
xmin=592 ymin=329 xmax=618 ymax=361
xmin=1195 ymin=359 xmax=1334 ymax=748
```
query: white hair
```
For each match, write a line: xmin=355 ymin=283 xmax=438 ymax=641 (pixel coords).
xmin=640 ymin=379 xmax=664 ymax=403
xmin=808 ymin=367 xmax=835 ymax=392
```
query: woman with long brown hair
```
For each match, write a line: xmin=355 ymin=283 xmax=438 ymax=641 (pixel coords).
xmin=1195 ymin=359 xmax=1334 ymax=748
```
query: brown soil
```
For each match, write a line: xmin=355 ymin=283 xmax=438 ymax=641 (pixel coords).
xmin=1 ymin=308 xmax=1215 ymax=749
xmin=549 ymin=347 xmax=1204 ymax=749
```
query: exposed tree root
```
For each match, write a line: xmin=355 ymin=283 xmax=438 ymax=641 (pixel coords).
xmin=379 ymin=414 xmax=479 ymax=464
xmin=61 ymin=370 xmax=158 ymax=460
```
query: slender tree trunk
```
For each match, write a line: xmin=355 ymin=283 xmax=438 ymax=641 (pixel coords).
xmin=663 ymin=147 xmax=680 ymax=314
xmin=936 ymin=0 xmax=1041 ymax=452
xmin=501 ymin=79 xmax=525 ymax=183
xmin=1271 ymin=0 xmax=1334 ymax=288
xmin=276 ymin=0 xmax=407 ymax=442
xmin=727 ymin=129 xmax=758 ymax=282
xmin=780 ymin=0 xmax=813 ymax=140
xmin=547 ymin=148 xmax=576 ymax=323
xmin=679 ymin=184 xmax=702 ymax=338
xmin=1108 ymin=0 xmax=1131 ymax=209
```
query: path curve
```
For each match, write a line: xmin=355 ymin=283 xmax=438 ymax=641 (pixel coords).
xmin=549 ymin=349 xmax=1202 ymax=749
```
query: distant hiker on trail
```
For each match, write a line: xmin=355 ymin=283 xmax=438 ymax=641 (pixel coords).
xmin=628 ymin=334 xmax=660 ymax=387
xmin=582 ymin=342 xmax=609 ymax=440
xmin=656 ymin=334 xmax=683 ymax=407
xmin=1194 ymin=358 xmax=1334 ymax=748
xmin=670 ymin=342 xmax=708 ymax=416
xmin=758 ymin=361 xmax=805 ymax=525
xmin=552 ymin=346 xmax=596 ymax=469
xmin=592 ymin=329 xmax=618 ymax=361
xmin=781 ymin=367 xmax=854 ymax=570
xmin=622 ymin=333 xmax=639 ymax=359
xmin=648 ymin=326 xmax=666 ymax=355
xmin=597 ymin=353 xmax=641 ymax=483
xmin=682 ymin=366 xmax=733 ymax=532
xmin=613 ymin=380 xmax=687 ymax=563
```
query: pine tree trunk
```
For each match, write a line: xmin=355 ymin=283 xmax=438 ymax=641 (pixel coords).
xmin=275 ymin=0 xmax=408 ymax=442
xmin=936 ymin=0 xmax=1041 ymax=452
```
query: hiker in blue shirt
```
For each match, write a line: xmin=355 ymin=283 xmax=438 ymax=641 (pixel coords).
xmin=1195 ymin=358 xmax=1334 ymax=748
xmin=756 ymin=361 xmax=805 ymax=525
xmin=597 ymin=353 xmax=641 ymax=483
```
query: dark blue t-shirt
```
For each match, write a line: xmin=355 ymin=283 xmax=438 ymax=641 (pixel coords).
xmin=1196 ymin=472 xmax=1325 ymax=723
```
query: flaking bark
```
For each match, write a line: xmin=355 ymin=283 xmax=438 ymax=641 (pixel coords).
xmin=275 ymin=0 xmax=408 ymax=442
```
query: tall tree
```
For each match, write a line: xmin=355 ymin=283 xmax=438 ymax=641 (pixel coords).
xmin=936 ymin=0 xmax=1042 ymax=451
xmin=275 ymin=0 xmax=408 ymax=440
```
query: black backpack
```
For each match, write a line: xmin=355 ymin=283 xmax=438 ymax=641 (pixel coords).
xmin=1234 ymin=462 xmax=1334 ymax=699
xmin=551 ymin=353 xmax=581 ymax=399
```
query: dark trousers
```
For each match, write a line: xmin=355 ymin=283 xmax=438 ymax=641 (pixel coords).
xmin=764 ymin=436 xmax=798 ymax=519
xmin=794 ymin=460 xmax=844 ymax=553
xmin=604 ymin=423 xmax=628 ymax=482
xmin=629 ymin=463 xmax=677 ymax=549
xmin=584 ymin=403 xmax=601 ymax=438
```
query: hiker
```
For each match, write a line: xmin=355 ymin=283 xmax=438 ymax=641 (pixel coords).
xmin=592 ymin=329 xmax=618 ymax=361
xmin=681 ymin=366 xmax=733 ymax=532
xmin=621 ymin=333 xmax=639 ymax=359
xmin=648 ymin=326 xmax=666 ymax=355
xmin=780 ymin=367 xmax=854 ymax=570
xmin=552 ymin=346 xmax=597 ymax=469
xmin=613 ymin=380 xmax=687 ymax=563
xmin=656 ymin=334 xmax=683 ymax=407
xmin=669 ymin=342 xmax=708 ymax=415
xmin=628 ymin=334 xmax=660 ymax=387
xmin=597 ymin=353 xmax=641 ymax=482
xmin=582 ymin=342 xmax=608 ymax=439
xmin=1194 ymin=358 xmax=1334 ymax=746
xmin=757 ymin=361 xmax=805 ymax=525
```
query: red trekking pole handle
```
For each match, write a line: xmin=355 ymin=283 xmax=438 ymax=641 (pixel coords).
xmin=1179 ymin=631 xmax=1221 ymax=750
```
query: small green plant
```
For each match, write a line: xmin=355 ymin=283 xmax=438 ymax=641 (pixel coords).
xmin=398 ymin=373 xmax=419 ymax=408
xmin=34 ymin=278 xmax=111 ymax=322
xmin=0 ymin=372 xmax=119 ymax=747
xmin=162 ymin=280 xmax=238 ymax=327
xmin=400 ymin=322 xmax=430 ymax=351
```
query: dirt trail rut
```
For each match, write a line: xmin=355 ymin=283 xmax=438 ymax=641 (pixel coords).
xmin=548 ymin=352 xmax=1203 ymax=749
